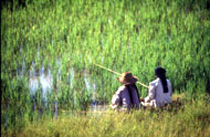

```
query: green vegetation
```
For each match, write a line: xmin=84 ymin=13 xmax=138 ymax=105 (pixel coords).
xmin=3 ymin=96 xmax=210 ymax=137
xmin=1 ymin=0 xmax=210 ymax=136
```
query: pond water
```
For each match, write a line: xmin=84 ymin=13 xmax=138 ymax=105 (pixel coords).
xmin=3 ymin=51 xmax=110 ymax=131
xmin=27 ymin=61 xmax=108 ymax=117
xmin=12 ymin=47 xmax=110 ymax=120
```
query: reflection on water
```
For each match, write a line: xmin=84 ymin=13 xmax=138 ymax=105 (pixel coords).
xmin=28 ymin=60 xmax=55 ymax=117
xmin=89 ymin=105 xmax=109 ymax=112
xmin=78 ymin=105 xmax=110 ymax=116
xmin=84 ymin=69 xmax=91 ymax=93
xmin=4 ymin=46 xmax=111 ymax=130
xmin=54 ymin=58 xmax=62 ymax=119
xmin=67 ymin=67 xmax=74 ymax=89
xmin=16 ymin=59 xmax=26 ymax=78
xmin=17 ymin=53 xmax=107 ymax=118
xmin=39 ymin=66 xmax=52 ymax=104
xmin=84 ymin=69 xmax=98 ymax=110
xmin=29 ymin=62 xmax=52 ymax=104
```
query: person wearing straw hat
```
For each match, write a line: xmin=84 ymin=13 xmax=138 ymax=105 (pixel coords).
xmin=112 ymin=71 xmax=140 ymax=111
xmin=141 ymin=67 xmax=173 ymax=108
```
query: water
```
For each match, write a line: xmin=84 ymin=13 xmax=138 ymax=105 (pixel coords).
xmin=16 ymin=45 xmax=26 ymax=78
xmin=54 ymin=58 xmax=62 ymax=119
xmin=84 ymin=69 xmax=91 ymax=94
xmin=29 ymin=62 xmax=38 ymax=97
xmin=81 ymin=105 xmax=110 ymax=116
xmin=67 ymin=67 xmax=74 ymax=89
xmin=39 ymin=65 xmax=52 ymax=105
xmin=4 ymin=114 xmax=8 ymax=131
xmin=67 ymin=67 xmax=75 ymax=110
xmin=83 ymin=69 xmax=109 ymax=113
xmin=28 ymin=48 xmax=56 ymax=116
xmin=29 ymin=63 xmax=52 ymax=99
xmin=17 ymin=48 xmax=107 ymax=119
xmin=84 ymin=69 xmax=98 ymax=110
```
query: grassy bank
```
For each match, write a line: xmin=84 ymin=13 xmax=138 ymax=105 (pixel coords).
xmin=2 ymin=94 xmax=210 ymax=137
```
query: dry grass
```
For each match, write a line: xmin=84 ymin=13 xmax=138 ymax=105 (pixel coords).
xmin=3 ymin=94 xmax=209 ymax=137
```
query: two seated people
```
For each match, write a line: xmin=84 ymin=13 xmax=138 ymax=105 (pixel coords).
xmin=112 ymin=67 xmax=172 ymax=111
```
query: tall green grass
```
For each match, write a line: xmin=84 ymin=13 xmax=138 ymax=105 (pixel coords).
xmin=1 ymin=0 xmax=210 ymax=134
xmin=3 ymin=96 xmax=210 ymax=137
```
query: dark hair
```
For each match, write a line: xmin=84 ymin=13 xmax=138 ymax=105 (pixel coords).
xmin=126 ymin=84 xmax=140 ymax=106
xmin=155 ymin=67 xmax=168 ymax=93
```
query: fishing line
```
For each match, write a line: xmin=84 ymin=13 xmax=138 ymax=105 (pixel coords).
xmin=93 ymin=62 xmax=149 ymax=88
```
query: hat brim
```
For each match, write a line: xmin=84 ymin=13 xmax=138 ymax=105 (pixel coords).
xmin=117 ymin=75 xmax=138 ymax=85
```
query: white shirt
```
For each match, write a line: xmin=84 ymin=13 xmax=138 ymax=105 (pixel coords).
xmin=143 ymin=78 xmax=172 ymax=108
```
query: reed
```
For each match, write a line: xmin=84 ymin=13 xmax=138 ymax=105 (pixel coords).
xmin=1 ymin=0 xmax=210 ymax=134
xmin=3 ymin=95 xmax=210 ymax=137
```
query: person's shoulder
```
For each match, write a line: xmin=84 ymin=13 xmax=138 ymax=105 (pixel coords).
xmin=114 ymin=85 xmax=126 ymax=95
xmin=118 ymin=85 xmax=126 ymax=91
xmin=149 ymin=78 xmax=159 ymax=86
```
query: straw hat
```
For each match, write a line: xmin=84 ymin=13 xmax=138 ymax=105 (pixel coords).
xmin=117 ymin=71 xmax=138 ymax=85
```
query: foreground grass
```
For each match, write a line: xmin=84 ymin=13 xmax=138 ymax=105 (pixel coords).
xmin=3 ymin=95 xmax=210 ymax=137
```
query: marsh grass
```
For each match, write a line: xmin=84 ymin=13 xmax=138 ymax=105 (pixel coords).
xmin=1 ymin=0 xmax=210 ymax=135
xmin=2 ymin=95 xmax=209 ymax=137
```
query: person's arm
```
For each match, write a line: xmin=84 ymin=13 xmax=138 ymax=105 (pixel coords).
xmin=147 ymin=82 xmax=157 ymax=102
xmin=168 ymin=80 xmax=173 ymax=96
xmin=111 ymin=89 xmax=122 ymax=109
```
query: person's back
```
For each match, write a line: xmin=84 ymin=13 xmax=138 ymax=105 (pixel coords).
xmin=112 ymin=72 xmax=140 ymax=111
xmin=141 ymin=67 xmax=173 ymax=108
xmin=150 ymin=78 xmax=172 ymax=107
xmin=113 ymin=84 xmax=140 ymax=110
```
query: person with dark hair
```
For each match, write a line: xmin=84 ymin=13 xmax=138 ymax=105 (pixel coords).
xmin=112 ymin=71 xmax=140 ymax=111
xmin=141 ymin=67 xmax=172 ymax=108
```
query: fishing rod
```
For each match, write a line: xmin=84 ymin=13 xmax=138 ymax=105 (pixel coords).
xmin=93 ymin=62 xmax=149 ymax=88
